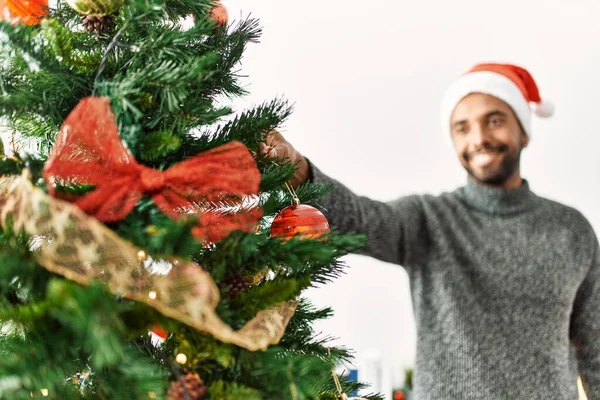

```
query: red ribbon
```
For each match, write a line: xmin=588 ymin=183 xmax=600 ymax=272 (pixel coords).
xmin=43 ymin=97 xmax=262 ymax=243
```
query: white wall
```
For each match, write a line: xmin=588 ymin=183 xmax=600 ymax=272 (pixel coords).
xmin=228 ymin=0 xmax=600 ymax=397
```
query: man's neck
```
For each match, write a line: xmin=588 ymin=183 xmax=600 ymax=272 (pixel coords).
xmin=468 ymin=173 xmax=523 ymax=190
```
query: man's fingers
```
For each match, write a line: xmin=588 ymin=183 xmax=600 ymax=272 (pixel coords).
xmin=259 ymin=142 xmax=279 ymax=158
xmin=259 ymin=143 xmax=270 ymax=156
xmin=263 ymin=129 xmax=278 ymax=143
xmin=261 ymin=129 xmax=291 ymax=160
xmin=260 ymin=129 xmax=308 ymax=187
xmin=269 ymin=146 xmax=278 ymax=158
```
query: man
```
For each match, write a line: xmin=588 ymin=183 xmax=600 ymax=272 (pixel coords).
xmin=261 ymin=63 xmax=600 ymax=399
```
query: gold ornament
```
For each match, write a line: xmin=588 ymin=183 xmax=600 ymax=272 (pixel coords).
xmin=65 ymin=0 xmax=124 ymax=16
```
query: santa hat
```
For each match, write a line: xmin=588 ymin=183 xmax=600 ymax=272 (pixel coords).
xmin=440 ymin=63 xmax=553 ymax=141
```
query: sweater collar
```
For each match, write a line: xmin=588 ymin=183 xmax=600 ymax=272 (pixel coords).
xmin=455 ymin=178 xmax=538 ymax=215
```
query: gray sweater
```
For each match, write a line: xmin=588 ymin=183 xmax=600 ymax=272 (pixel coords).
xmin=309 ymin=162 xmax=600 ymax=399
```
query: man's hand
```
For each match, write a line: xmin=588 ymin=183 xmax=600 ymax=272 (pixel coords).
xmin=259 ymin=129 xmax=309 ymax=188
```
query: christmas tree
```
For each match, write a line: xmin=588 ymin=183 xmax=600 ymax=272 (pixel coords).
xmin=0 ymin=0 xmax=382 ymax=399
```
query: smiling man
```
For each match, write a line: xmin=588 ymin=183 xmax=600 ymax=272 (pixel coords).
xmin=441 ymin=64 xmax=546 ymax=190
xmin=262 ymin=63 xmax=600 ymax=399
xmin=450 ymin=93 xmax=527 ymax=188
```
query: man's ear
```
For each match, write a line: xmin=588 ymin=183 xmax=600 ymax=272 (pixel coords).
xmin=521 ymin=131 xmax=530 ymax=148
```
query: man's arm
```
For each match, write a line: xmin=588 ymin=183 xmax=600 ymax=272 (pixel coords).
xmin=307 ymin=160 xmax=424 ymax=266
xmin=261 ymin=129 xmax=427 ymax=267
xmin=570 ymin=237 xmax=600 ymax=398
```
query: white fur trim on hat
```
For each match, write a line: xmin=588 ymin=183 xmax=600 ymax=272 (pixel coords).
xmin=440 ymin=71 xmax=532 ymax=146
xmin=529 ymin=100 xmax=554 ymax=118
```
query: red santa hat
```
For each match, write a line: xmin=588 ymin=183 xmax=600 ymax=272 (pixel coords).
xmin=441 ymin=63 xmax=554 ymax=141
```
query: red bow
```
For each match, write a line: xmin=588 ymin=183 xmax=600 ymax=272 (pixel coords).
xmin=43 ymin=97 xmax=262 ymax=243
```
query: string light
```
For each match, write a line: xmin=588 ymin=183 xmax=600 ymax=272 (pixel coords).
xmin=148 ymin=290 xmax=157 ymax=300
xmin=40 ymin=389 xmax=49 ymax=396
xmin=137 ymin=250 xmax=146 ymax=261
xmin=175 ymin=353 xmax=187 ymax=364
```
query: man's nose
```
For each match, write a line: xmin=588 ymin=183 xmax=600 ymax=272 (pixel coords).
xmin=470 ymin=123 xmax=490 ymax=147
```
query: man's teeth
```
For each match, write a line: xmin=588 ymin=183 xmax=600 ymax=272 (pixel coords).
xmin=471 ymin=151 xmax=498 ymax=165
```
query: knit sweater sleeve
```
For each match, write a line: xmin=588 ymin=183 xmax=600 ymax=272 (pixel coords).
xmin=306 ymin=159 xmax=425 ymax=267
xmin=570 ymin=233 xmax=600 ymax=398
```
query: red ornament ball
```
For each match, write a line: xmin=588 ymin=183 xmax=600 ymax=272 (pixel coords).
xmin=150 ymin=323 xmax=168 ymax=340
xmin=209 ymin=1 xmax=228 ymax=25
xmin=392 ymin=390 xmax=406 ymax=400
xmin=270 ymin=204 xmax=330 ymax=240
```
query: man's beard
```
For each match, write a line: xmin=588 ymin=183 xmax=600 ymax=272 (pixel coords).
xmin=463 ymin=145 xmax=522 ymax=186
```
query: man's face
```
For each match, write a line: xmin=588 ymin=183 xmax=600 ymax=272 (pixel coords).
xmin=450 ymin=93 xmax=529 ymax=187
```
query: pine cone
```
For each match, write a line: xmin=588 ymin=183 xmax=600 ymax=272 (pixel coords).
xmin=224 ymin=275 xmax=252 ymax=299
xmin=82 ymin=14 xmax=116 ymax=34
xmin=168 ymin=372 xmax=208 ymax=400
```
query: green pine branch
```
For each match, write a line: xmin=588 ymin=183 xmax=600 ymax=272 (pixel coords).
xmin=230 ymin=278 xmax=309 ymax=320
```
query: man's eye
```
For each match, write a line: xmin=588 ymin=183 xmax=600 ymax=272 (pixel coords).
xmin=489 ymin=118 xmax=501 ymax=126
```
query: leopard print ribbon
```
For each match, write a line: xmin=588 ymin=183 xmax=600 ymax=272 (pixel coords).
xmin=0 ymin=172 xmax=297 ymax=351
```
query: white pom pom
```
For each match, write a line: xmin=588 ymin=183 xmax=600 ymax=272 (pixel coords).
xmin=529 ymin=100 xmax=554 ymax=118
